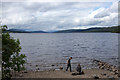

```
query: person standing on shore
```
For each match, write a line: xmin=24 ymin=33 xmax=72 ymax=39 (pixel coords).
xmin=66 ymin=57 xmax=72 ymax=72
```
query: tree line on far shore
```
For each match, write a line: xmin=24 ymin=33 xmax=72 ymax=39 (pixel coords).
xmin=5 ymin=26 xmax=120 ymax=33
xmin=54 ymin=26 xmax=120 ymax=33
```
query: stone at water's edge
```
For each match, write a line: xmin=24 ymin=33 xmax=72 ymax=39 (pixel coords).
xmin=92 ymin=74 xmax=99 ymax=79
xmin=93 ymin=59 xmax=118 ymax=75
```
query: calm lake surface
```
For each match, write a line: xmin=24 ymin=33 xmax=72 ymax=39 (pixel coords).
xmin=10 ymin=33 xmax=118 ymax=71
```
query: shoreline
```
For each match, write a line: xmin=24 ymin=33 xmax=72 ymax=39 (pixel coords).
xmin=25 ymin=57 xmax=118 ymax=71
xmin=12 ymin=68 xmax=118 ymax=78
xmin=12 ymin=59 xmax=119 ymax=78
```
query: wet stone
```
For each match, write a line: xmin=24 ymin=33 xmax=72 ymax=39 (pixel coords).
xmin=59 ymin=66 xmax=63 ymax=70
xmin=51 ymin=64 xmax=55 ymax=66
xmin=92 ymin=75 xmax=99 ymax=79
xmin=19 ymin=74 xmax=23 ymax=77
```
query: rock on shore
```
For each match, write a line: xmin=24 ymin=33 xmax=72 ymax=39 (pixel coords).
xmin=93 ymin=59 xmax=118 ymax=76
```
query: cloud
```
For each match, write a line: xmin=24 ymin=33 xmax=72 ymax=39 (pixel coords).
xmin=1 ymin=2 xmax=118 ymax=31
xmin=2 ymin=0 xmax=119 ymax=2
xmin=94 ymin=8 xmax=110 ymax=18
xmin=90 ymin=2 xmax=118 ymax=26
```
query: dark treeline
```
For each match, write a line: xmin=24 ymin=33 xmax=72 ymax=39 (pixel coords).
xmin=3 ymin=26 xmax=120 ymax=33
xmin=54 ymin=26 xmax=120 ymax=33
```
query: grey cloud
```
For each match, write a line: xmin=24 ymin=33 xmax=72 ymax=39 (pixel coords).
xmin=94 ymin=9 xmax=110 ymax=18
xmin=1 ymin=2 xmax=118 ymax=31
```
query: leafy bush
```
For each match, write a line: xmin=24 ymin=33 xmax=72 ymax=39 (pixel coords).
xmin=1 ymin=25 xmax=26 ymax=80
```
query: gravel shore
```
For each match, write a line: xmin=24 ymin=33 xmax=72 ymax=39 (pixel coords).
xmin=12 ymin=68 xmax=118 ymax=78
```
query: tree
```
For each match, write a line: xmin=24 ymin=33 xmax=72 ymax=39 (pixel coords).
xmin=1 ymin=25 xmax=26 ymax=80
xmin=112 ymin=26 xmax=120 ymax=33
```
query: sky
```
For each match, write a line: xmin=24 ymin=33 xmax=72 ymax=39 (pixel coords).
xmin=0 ymin=0 xmax=119 ymax=31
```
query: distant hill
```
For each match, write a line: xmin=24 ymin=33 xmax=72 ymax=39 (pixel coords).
xmin=29 ymin=31 xmax=47 ymax=33
xmin=5 ymin=26 xmax=120 ymax=33
xmin=54 ymin=26 xmax=120 ymax=33
xmin=6 ymin=29 xmax=47 ymax=33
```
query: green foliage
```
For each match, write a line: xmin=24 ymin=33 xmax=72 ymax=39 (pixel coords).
xmin=112 ymin=26 xmax=120 ymax=33
xmin=11 ymin=53 xmax=26 ymax=72
xmin=1 ymin=25 xmax=7 ymax=32
xmin=1 ymin=25 xmax=27 ymax=80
